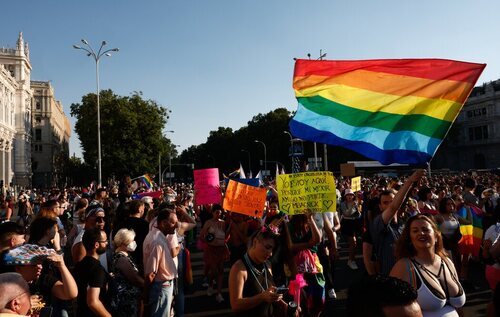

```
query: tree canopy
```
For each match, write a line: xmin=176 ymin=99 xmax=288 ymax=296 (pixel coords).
xmin=178 ymin=108 xmax=293 ymax=176
xmin=70 ymin=90 xmax=174 ymax=180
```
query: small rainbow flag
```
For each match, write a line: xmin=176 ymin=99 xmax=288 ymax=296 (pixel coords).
xmin=291 ymin=59 xmax=485 ymax=165
xmin=139 ymin=174 xmax=153 ymax=189
xmin=457 ymin=204 xmax=484 ymax=256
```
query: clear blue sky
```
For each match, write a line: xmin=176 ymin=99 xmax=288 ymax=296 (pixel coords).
xmin=1 ymin=0 xmax=499 ymax=157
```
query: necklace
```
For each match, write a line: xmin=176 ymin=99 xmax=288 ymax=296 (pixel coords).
xmin=244 ymin=253 xmax=268 ymax=292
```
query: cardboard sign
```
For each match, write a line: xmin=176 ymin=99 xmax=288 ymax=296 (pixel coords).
xmin=340 ymin=163 xmax=356 ymax=177
xmin=351 ymin=176 xmax=361 ymax=192
xmin=223 ymin=180 xmax=267 ymax=217
xmin=194 ymin=168 xmax=221 ymax=205
xmin=276 ymin=171 xmax=336 ymax=215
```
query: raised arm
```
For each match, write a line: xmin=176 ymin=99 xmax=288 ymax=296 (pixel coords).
xmin=381 ymin=170 xmax=425 ymax=224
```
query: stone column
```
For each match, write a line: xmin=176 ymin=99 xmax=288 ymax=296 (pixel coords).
xmin=5 ymin=141 xmax=11 ymax=186
xmin=0 ymin=140 xmax=5 ymax=187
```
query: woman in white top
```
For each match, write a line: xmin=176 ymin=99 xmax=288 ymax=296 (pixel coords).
xmin=390 ymin=214 xmax=465 ymax=317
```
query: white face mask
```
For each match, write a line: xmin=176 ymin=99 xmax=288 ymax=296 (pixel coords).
xmin=126 ymin=241 xmax=137 ymax=252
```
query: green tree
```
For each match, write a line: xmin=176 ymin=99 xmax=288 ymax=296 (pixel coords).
xmin=178 ymin=108 xmax=293 ymax=175
xmin=70 ymin=90 xmax=171 ymax=181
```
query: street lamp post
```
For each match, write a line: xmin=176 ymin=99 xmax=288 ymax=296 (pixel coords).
xmin=254 ymin=140 xmax=267 ymax=178
xmin=73 ymin=39 xmax=119 ymax=187
xmin=241 ymin=149 xmax=251 ymax=177
xmin=159 ymin=130 xmax=174 ymax=186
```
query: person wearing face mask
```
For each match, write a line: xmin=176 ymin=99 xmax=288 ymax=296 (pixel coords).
xmin=109 ymin=228 xmax=144 ymax=317
xmin=74 ymin=228 xmax=111 ymax=317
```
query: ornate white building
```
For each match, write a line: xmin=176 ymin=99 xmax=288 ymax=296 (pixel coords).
xmin=31 ymin=81 xmax=71 ymax=188
xmin=0 ymin=33 xmax=32 ymax=187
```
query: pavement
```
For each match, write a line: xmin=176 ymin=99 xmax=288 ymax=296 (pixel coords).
xmin=184 ymin=237 xmax=493 ymax=317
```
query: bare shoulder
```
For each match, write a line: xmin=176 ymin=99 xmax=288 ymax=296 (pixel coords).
xmin=390 ymin=258 xmax=411 ymax=281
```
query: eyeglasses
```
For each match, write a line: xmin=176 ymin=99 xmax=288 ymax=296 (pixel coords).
xmin=4 ymin=290 xmax=29 ymax=308
xmin=95 ymin=216 xmax=105 ymax=222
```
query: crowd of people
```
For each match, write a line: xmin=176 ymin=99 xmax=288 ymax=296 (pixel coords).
xmin=0 ymin=170 xmax=498 ymax=317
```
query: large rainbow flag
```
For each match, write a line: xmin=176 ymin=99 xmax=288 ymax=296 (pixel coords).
xmin=291 ymin=59 xmax=485 ymax=165
xmin=457 ymin=204 xmax=484 ymax=256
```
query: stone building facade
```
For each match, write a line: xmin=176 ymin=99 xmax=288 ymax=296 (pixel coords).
xmin=31 ymin=81 xmax=71 ymax=188
xmin=0 ymin=33 xmax=32 ymax=186
xmin=433 ymin=79 xmax=500 ymax=170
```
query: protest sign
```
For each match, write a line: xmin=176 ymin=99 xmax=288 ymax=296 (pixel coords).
xmin=276 ymin=171 xmax=336 ymax=215
xmin=223 ymin=180 xmax=267 ymax=218
xmin=351 ymin=176 xmax=361 ymax=192
xmin=223 ymin=178 xmax=260 ymax=187
xmin=340 ymin=163 xmax=355 ymax=177
xmin=194 ymin=168 xmax=221 ymax=204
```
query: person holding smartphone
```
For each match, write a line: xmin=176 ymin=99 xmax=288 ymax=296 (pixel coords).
xmin=229 ymin=226 xmax=286 ymax=317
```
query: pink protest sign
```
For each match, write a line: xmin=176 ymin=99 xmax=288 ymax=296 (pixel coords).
xmin=194 ymin=168 xmax=221 ymax=205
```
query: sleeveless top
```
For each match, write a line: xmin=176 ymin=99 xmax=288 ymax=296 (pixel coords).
xmin=238 ymin=253 xmax=274 ymax=317
xmin=410 ymin=258 xmax=465 ymax=317
xmin=207 ymin=220 xmax=226 ymax=246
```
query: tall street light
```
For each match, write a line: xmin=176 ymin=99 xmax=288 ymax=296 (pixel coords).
xmin=254 ymin=140 xmax=267 ymax=178
xmin=73 ymin=39 xmax=119 ymax=187
xmin=241 ymin=149 xmax=251 ymax=177
xmin=159 ymin=130 xmax=174 ymax=186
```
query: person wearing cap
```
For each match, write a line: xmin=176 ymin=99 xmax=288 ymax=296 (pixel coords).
xmin=72 ymin=206 xmax=108 ymax=271
xmin=339 ymin=188 xmax=362 ymax=270
xmin=0 ymin=272 xmax=32 ymax=316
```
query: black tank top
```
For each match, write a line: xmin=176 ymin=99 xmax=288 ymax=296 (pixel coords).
xmin=237 ymin=255 xmax=275 ymax=317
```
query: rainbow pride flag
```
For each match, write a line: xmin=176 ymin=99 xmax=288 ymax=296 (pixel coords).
xmin=139 ymin=174 xmax=153 ymax=189
xmin=457 ymin=204 xmax=484 ymax=256
xmin=291 ymin=59 xmax=485 ymax=165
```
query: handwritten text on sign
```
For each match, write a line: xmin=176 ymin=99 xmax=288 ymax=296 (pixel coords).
xmin=277 ymin=171 xmax=336 ymax=215
xmin=223 ymin=180 xmax=267 ymax=218
xmin=193 ymin=168 xmax=221 ymax=205
xmin=351 ymin=176 xmax=361 ymax=192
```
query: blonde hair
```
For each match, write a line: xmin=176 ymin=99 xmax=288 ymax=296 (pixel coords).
xmin=113 ymin=228 xmax=136 ymax=248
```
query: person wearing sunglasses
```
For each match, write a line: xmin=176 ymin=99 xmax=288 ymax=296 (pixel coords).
xmin=72 ymin=206 xmax=109 ymax=271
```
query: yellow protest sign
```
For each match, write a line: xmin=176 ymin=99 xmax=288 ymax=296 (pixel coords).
xmin=276 ymin=171 xmax=336 ymax=215
xmin=351 ymin=176 xmax=361 ymax=192
xmin=223 ymin=180 xmax=267 ymax=218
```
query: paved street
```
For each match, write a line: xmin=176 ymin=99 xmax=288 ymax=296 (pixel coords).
xmin=185 ymin=237 xmax=493 ymax=317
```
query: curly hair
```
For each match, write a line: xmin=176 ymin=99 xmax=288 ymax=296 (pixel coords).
xmin=395 ymin=214 xmax=447 ymax=260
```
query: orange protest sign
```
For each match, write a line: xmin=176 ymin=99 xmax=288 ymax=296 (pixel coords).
xmin=223 ymin=180 xmax=267 ymax=218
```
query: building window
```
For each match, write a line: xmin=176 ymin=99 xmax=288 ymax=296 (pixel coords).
xmin=467 ymin=110 xmax=473 ymax=118
xmin=482 ymin=107 xmax=487 ymax=115
xmin=35 ymin=117 xmax=41 ymax=123
xmin=36 ymin=101 xmax=41 ymax=110
xmin=34 ymin=144 xmax=43 ymax=152
xmin=35 ymin=129 xmax=42 ymax=141
xmin=469 ymin=125 xmax=489 ymax=141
